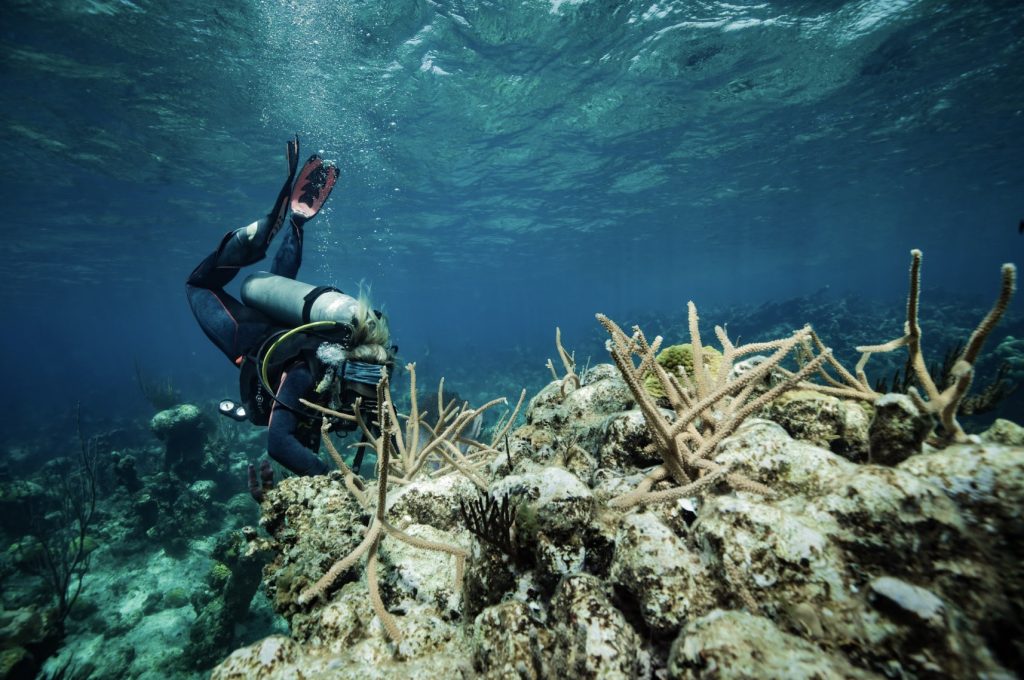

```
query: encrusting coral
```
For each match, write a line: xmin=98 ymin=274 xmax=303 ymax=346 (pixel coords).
xmin=643 ymin=343 xmax=723 ymax=399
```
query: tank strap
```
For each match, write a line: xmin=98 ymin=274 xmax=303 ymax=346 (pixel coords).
xmin=301 ymin=286 xmax=342 ymax=323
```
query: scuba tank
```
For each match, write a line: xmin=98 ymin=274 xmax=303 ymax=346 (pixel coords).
xmin=233 ymin=271 xmax=360 ymax=428
xmin=234 ymin=271 xmax=391 ymax=453
xmin=241 ymin=271 xmax=360 ymax=326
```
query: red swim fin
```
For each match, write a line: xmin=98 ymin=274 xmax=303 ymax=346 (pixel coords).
xmin=290 ymin=154 xmax=339 ymax=226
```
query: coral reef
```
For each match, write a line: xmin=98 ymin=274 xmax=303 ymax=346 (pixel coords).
xmin=150 ymin=404 xmax=211 ymax=481
xmin=208 ymin=250 xmax=1021 ymax=678
xmin=213 ymin=314 xmax=1022 ymax=678
xmin=597 ymin=303 xmax=830 ymax=506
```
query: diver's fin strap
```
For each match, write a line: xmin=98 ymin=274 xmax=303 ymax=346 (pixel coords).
xmin=301 ymin=285 xmax=342 ymax=323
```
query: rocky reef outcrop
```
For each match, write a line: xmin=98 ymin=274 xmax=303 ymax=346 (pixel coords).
xmin=214 ymin=364 xmax=1024 ymax=679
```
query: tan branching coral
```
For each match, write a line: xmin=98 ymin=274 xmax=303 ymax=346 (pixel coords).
xmin=597 ymin=303 xmax=831 ymax=507
xmin=296 ymin=365 xmax=524 ymax=641
xmin=776 ymin=250 xmax=1018 ymax=443
xmin=354 ymin=365 xmax=511 ymax=489
xmin=546 ymin=326 xmax=581 ymax=396
xmin=853 ymin=250 xmax=1016 ymax=442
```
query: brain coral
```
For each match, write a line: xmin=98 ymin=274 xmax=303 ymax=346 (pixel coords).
xmin=644 ymin=343 xmax=724 ymax=399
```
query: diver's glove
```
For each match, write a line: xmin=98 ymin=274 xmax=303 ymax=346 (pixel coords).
xmin=247 ymin=459 xmax=275 ymax=503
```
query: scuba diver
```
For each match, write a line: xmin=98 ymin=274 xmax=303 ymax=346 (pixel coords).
xmin=186 ymin=136 xmax=393 ymax=496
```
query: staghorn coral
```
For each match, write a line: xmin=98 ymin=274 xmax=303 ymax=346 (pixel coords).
xmin=781 ymin=250 xmax=1017 ymax=443
xmin=306 ymin=364 xmax=524 ymax=490
xmin=597 ymin=303 xmax=831 ymax=507
xmin=545 ymin=326 xmax=581 ymax=397
xmin=295 ymin=365 xmax=523 ymax=642
xmin=761 ymin=249 xmax=1015 ymax=446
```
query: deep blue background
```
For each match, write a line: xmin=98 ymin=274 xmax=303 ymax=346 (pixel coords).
xmin=1 ymin=0 xmax=1021 ymax=447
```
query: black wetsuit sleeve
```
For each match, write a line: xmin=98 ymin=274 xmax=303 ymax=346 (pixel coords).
xmin=267 ymin=363 xmax=329 ymax=476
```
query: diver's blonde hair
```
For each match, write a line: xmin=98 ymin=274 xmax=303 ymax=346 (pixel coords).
xmin=347 ymin=290 xmax=391 ymax=364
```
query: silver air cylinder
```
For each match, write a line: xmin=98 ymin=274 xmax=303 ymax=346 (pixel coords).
xmin=241 ymin=271 xmax=359 ymax=327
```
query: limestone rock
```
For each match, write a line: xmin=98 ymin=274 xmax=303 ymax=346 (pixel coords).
xmin=981 ymin=418 xmax=1024 ymax=446
xmin=513 ymin=364 xmax=632 ymax=463
xmin=385 ymin=473 xmax=479 ymax=531
xmin=472 ymin=600 xmax=550 ymax=679
xmin=549 ymin=574 xmax=648 ymax=679
xmin=491 ymin=467 xmax=594 ymax=541
xmin=766 ymin=389 xmax=872 ymax=462
xmin=900 ymin=441 xmax=1024 ymax=554
xmin=596 ymin=409 xmax=663 ymax=472
xmin=490 ymin=467 xmax=595 ymax=592
xmin=692 ymin=494 xmax=856 ymax=630
xmin=810 ymin=466 xmax=970 ymax=574
xmin=379 ymin=523 xmax=469 ymax=617
xmin=711 ymin=419 xmax=857 ymax=499
xmin=149 ymin=403 xmax=209 ymax=478
xmin=258 ymin=473 xmax=367 ymax=622
xmin=868 ymin=393 xmax=934 ymax=465
xmin=667 ymin=610 xmax=874 ymax=679
xmin=211 ymin=635 xmax=299 ymax=680
xmin=608 ymin=511 xmax=714 ymax=636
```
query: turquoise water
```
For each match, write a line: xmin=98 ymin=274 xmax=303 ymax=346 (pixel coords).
xmin=2 ymin=1 xmax=1022 ymax=424
xmin=0 ymin=1 xmax=1022 ymax=675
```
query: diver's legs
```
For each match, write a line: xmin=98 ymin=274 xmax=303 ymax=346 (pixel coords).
xmin=184 ymin=137 xmax=303 ymax=362
xmin=186 ymin=283 xmax=275 ymax=364
xmin=270 ymin=222 xmax=303 ymax=279
xmin=270 ymin=152 xmax=340 ymax=279
xmin=185 ymin=222 xmax=284 ymax=364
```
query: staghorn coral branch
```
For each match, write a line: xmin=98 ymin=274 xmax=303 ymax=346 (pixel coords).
xmin=960 ymin=263 xmax=1016 ymax=366
xmin=598 ymin=314 xmax=691 ymax=485
xmin=688 ymin=302 xmax=711 ymax=399
xmin=297 ymin=521 xmax=382 ymax=605
xmin=489 ymin=389 xmax=526 ymax=448
xmin=548 ymin=327 xmax=581 ymax=396
xmin=850 ymin=251 xmax=1016 ymax=442
xmin=599 ymin=307 xmax=829 ymax=507
xmin=365 ymin=538 xmax=401 ymax=641
xmin=296 ymin=368 xmax=516 ymax=642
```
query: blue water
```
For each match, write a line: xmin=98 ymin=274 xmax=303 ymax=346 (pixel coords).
xmin=1 ymin=0 xmax=1022 ymax=437
xmin=2 ymin=2 xmax=1023 ymax=676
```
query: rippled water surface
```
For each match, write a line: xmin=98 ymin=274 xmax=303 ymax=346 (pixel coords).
xmin=1 ymin=0 xmax=1022 ymax=424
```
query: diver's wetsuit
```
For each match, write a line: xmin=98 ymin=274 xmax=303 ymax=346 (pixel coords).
xmin=186 ymin=222 xmax=330 ymax=476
